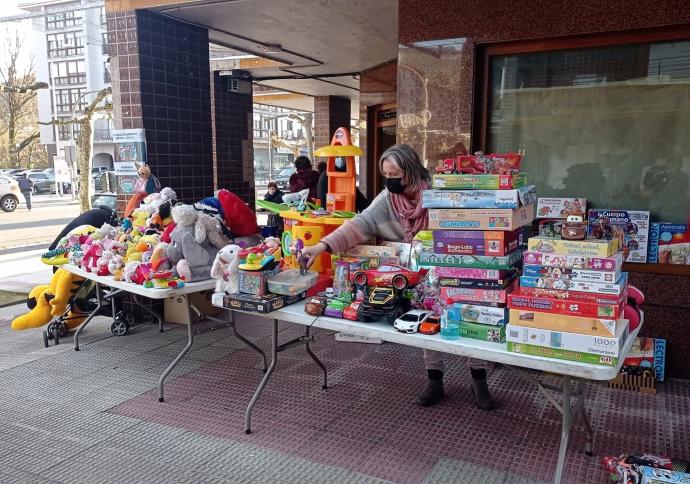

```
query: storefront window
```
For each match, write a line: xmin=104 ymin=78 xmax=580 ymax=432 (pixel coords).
xmin=487 ymin=39 xmax=690 ymax=223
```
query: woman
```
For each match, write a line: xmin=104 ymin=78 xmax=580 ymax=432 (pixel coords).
xmin=289 ymin=156 xmax=320 ymax=201
xmin=302 ymin=144 xmax=494 ymax=410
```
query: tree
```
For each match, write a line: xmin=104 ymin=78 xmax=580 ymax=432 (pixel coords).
xmin=40 ymin=87 xmax=112 ymax=212
xmin=286 ymin=112 xmax=313 ymax=160
xmin=0 ymin=32 xmax=46 ymax=169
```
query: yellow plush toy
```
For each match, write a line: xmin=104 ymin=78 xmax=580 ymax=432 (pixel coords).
xmin=11 ymin=269 xmax=86 ymax=330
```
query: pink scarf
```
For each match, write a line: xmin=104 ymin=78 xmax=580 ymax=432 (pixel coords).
xmin=390 ymin=187 xmax=428 ymax=243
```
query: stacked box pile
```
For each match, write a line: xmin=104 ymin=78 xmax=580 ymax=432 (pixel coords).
xmin=422 ymin=155 xmax=536 ymax=343
xmin=507 ymin=236 xmax=630 ymax=366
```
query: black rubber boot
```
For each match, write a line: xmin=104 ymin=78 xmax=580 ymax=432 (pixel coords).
xmin=416 ymin=369 xmax=444 ymax=407
xmin=470 ymin=368 xmax=495 ymax=411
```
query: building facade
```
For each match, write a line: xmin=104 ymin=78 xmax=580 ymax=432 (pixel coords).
xmin=21 ymin=0 xmax=114 ymax=171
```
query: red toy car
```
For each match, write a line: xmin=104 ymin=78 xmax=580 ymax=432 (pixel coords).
xmin=343 ymin=301 xmax=361 ymax=321
xmin=351 ymin=265 xmax=429 ymax=290
xmin=419 ymin=315 xmax=440 ymax=335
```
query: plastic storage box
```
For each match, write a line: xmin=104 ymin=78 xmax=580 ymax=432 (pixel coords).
xmin=267 ymin=269 xmax=319 ymax=296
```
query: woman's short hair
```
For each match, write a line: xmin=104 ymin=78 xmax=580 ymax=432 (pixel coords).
xmin=267 ymin=181 xmax=278 ymax=189
xmin=379 ymin=144 xmax=430 ymax=192
xmin=294 ymin=156 xmax=312 ymax=171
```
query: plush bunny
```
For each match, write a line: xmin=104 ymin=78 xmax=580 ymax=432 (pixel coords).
xmin=211 ymin=244 xmax=242 ymax=294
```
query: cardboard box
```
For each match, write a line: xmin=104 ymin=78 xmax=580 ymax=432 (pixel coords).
xmin=522 ymin=264 xmax=621 ymax=283
xmin=440 ymin=281 xmax=515 ymax=304
xmin=517 ymin=286 xmax=626 ymax=305
xmin=164 ymin=290 xmax=221 ymax=324
xmin=522 ymin=251 xmax=623 ymax=271
xmin=520 ymin=273 xmax=628 ymax=296
xmin=648 ymin=223 xmax=690 ymax=265
xmin=432 ymin=172 xmax=528 ymax=190
xmin=506 ymin=319 xmax=628 ymax=358
xmin=527 ymin=236 xmax=619 ymax=257
xmin=587 ymin=209 xmax=650 ymax=263
xmin=438 ymin=274 xmax=516 ymax=289
xmin=344 ymin=245 xmax=397 ymax=258
xmin=428 ymin=204 xmax=536 ymax=231
xmin=608 ymin=373 xmax=657 ymax=396
xmin=622 ymin=337 xmax=667 ymax=381
xmin=417 ymin=250 xmax=522 ymax=269
xmin=508 ymin=289 xmax=625 ymax=319
xmin=640 ymin=465 xmax=690 ymax=483
xmin=536 ymin=197 xmax=587 ymax=219
xmin=509 ymin=308 xmax=621 ymax=336
xmin=422 ymin=185 xmax=536 ymax=209
xmin=433 ymin=229 xmax=522 ymax=256
xmin=507 ymin=342 xmax=620 ymax=366
xmin=455 ymin=321 xmax=506 ymax=343
xmin=434 ymin=267 xmax=514 ymax=280
xmin=221 ymin=291 xmax=306 ymax=313
xmin=448 ymin=303 xmax=508 ymax=326
xmin=239 ymin=267 xmax=279 ymax=296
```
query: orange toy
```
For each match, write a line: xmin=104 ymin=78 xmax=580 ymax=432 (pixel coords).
xmin=314 ymin=127 xmax=363 ymax=212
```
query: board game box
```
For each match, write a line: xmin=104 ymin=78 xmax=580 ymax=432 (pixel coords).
xmin=456 ymin=320 xmax=506 ymax=343
xmin=507 ymin=342 xmax=620 ymax=366
xmin=431 ymin=172 xmax=527 ymax=190
xmin=433 ymin=229 xmax=522 ymax=256
xmin=433 ymin=267 xmax=514 ymax=280
xmin=428 ymin=204 xmax=536 ymax=231
xmin=221 ymin=292 xmax=306 ymax=313
xmin=536 ymin=197 xmax=587 ymax=219
xmin=520 ymin=272 xmax=628 ymax=296
xmin=440 ymin=281 xmax=516 ymax=304
xmin=587 ymin=209 xmax=650 ymax=263
xmin=622 ymin=337 xmax=667 ymax=381
xmin=509 ymin=308 xmax=621 ymax=336
xmin=506 ymin=319 xmax=628 ymax=357
xmin=648 ymin=223 xmax=690 ymax=265
xmin=508 ymin=289 xmax=625 ymax=319
xmin=527 ymin=236 xmax=619 ymax=258
xmin=517 ymin=286 xmax=626 ymax=305
xmin=417 ymin=250 xmax=522 ymax=269
xmin=438 ymin=275 xmax=516 ymax=289
xmin=448 ymin=303 xmax=508 ymax=326
xmin=522 ymin=251 xmax=623 ymax=271
xmin=422 ymin=185 xmax=536 ymax=209
xmin=522 ymin=264 xmax=621 ymax=283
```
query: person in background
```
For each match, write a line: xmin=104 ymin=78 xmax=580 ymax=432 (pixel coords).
xmin=317 ymin=161 xmax=327 ymax=175
xmin=301 ymin=144 xmax=494 ymax=410
xmin=17 ymin=173 xmax=33 ymax=211
xmin=289 ymin=156 xmax=320 ymax=200
xmin=264 ymin=181 xmax=284 ymax=235
xmin=317 ymin=162 xmax=328 ymax=209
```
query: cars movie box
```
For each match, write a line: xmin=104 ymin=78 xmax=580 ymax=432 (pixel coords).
xmin=522 ymin=250 xmax=623 ymax=271
xmin=648 ymin=223 xmax=690 ymax=265
xmin=428 ymin=204 xmax=536 ymax=231
xmin=520 ymin=272 xmax=628 ymax=296
xmin=433 ymin=229 xmax=522 ymax=256
xmin=536 ymin=197 xmax=587 ymax=219
xmin=432 ymin=172 xmax=527 ymax=190
xmin=508 ymin=288 xmax=625 ymax=319
xmin=522 ymin=264 xmax=621 ymax=283
xmin=506 ymin=318 xmax=628 ymax=358
xmin=527 ymin=236 xmax=619 ymax=257
xmin=587 ymin=209 xmax=650 ymax=263
xmin=417 ymin=250 xmax=522 ymax=269
xmin=422 ymin=185 xmax=536 ymax=209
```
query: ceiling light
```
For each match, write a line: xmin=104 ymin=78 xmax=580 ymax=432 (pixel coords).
xmin=262 ymin=43 xmax=282 ymax=54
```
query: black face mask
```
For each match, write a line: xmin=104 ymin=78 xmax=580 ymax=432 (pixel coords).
xmin=384 ymin=177 xmax=405 ymax=194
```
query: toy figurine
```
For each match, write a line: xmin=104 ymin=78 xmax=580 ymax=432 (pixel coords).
xmin=561 ymin=215 xmax=587 ymax=240
xmin=282 ymin=188 xmax=310 ymax=211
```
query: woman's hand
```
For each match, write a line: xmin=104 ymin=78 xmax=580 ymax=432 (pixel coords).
xmin=301 ymin=242 xmax=326 ymax=267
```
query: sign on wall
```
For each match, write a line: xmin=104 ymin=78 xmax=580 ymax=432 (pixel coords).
xmin=112 ymin=129 xmax=146 ymax=193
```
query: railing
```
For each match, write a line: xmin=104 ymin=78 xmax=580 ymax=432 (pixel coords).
xmin=48 ymin=47 xmax=84 ymax=58
xmin=53 ymin=74 xmax=86 ymax=86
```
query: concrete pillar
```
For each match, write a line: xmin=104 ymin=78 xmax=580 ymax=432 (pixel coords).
xmin=211 ymin=73 xmax=255 ymax=207
xmin=313 ymin=96 xmax=351 ymax=152
xmin=107 ymin=9 xmax=212 ymax=206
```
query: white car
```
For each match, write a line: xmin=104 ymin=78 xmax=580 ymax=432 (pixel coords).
xmin=393 ymin=309 xmax=433 ymax=334
xmin=0 ymin=175 xmax=21 ymax=212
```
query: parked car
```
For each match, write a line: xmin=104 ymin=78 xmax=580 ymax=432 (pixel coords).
xmin=43 ymin=168 xmax=55 ymax=176
xmin=0 ymin=175 xmax=21 ymax=212
xmin=5 ymin=169 xmax=25 ymax=177
xmin=274 ymin=166 xmax=295 ymax=192
xmin=91 ymin=192 xmax=117 ymax=211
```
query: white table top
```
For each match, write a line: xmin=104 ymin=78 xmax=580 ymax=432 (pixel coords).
xmin=264 ymin=301 xmax=642 ymax=381
xmin=62 ymin=264 xmax=217 ymax=299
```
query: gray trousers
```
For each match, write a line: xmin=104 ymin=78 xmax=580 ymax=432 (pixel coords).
xmin=423 ymin=349 xmax=488 ymax=372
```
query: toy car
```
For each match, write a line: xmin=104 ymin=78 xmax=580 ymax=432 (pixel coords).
xmin=352 ymin=265 xmax=429 ymax=290
xmin=561 ymin=215 xmax=587 ymax=240
xmin=419 ymin=315 xmax=440 ymax=335
xmin=343 ymin=302 xmax=361 ymax=321
xmin=357 ymin=287 xmax=403 ymax=324
xmin=324 ymin=297 xmax=349 ymax=318
xmin=393 ymin=309 xmax=433 ymax=333
xmin=305 ymin=296 xmax=327 ymax=316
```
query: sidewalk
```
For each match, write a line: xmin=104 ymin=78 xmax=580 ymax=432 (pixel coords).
xmin=0 ymin=301 xmax=688 ymax=483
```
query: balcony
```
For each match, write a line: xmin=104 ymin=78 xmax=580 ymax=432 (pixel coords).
xmin=53 ymin=74 xmax=86 ymax=86
xmin=48 ymin=47 xmax=84 ymax=59
xmin=94 ymin=129 xmax=112 ymax=142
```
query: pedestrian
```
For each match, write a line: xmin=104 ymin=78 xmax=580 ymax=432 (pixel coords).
xmin=264 ymin=181 xmax=284 ymax=235
xmin=288 ymin=156 xmax=320 ymax=200
xmin=17 ymin=173 xmax=33 ymax=210
xmin=301 ymin=144 xmax=494 ymax=410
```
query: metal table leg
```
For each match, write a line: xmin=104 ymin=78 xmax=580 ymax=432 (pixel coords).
xmin=158 ymin=294 xmax=195 ymax=402
xmin=305 ymin=326 xmax=327 ymax=389
xmin=244 ymin=318 xmax=278 ymax=434
xmin=74 ymin=282 xmax=103 ymax=351
xmin=554 ymin=375 xmax=572 ymax=484
xmin=132 ymin=294 xmax=164 ymax=332
xmin=230 ymin=311 xmax=268 ymax=372
xmin=575 ymin=379 xmax=594 ymax=456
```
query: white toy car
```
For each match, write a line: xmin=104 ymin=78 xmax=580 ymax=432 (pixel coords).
xmin=393 ymin=309 xmax=433 ymax=334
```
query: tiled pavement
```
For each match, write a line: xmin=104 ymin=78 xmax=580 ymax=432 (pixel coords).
xmin=0 ymin=302 xmax=688 ymax=484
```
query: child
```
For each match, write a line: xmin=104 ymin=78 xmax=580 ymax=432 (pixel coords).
xmin=264 ymin=181 xmax=284 ymax=235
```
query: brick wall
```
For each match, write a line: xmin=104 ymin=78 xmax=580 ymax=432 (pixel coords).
xmin=314 ymin=96 xmax=351 ymax=152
